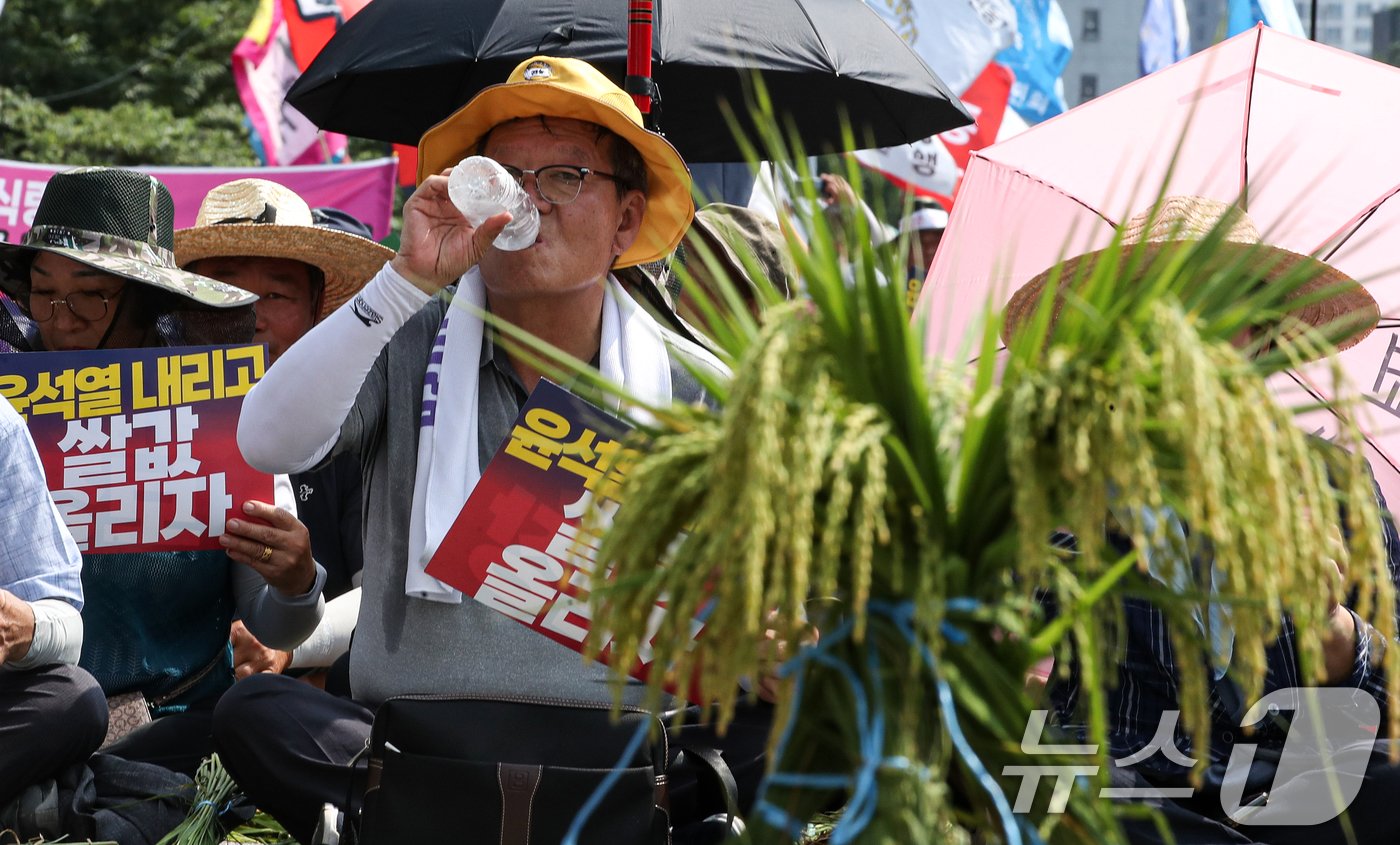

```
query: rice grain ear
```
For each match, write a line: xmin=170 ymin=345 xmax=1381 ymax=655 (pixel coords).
xmin=578 ymin=83 xmax=1394 ymax=843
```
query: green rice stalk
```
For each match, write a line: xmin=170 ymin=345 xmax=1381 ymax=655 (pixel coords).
xmin=579 ymin=81 xmax=1393 ymax=842
xmin=155 ymin=754 xmax=236 ymax=845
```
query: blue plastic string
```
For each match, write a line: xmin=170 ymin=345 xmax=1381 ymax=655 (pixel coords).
xmin=754 ymin=598 xmax=1042 ymax=845
xmin=825 ymin=637 xmax=887 ymax=843
xmin=754 ymin=616 xmax=859 ymax=838
xmin=192 ymin=799 xmax=234 ymax=815
xmin=569 ymin=597 xmax=1044 ymax=845
xmin=884 ymin=602 xmax=1040 ymax=845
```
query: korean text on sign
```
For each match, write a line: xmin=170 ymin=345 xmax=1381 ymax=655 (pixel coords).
xmin=0 ymin=345 xmax=273 ymax=554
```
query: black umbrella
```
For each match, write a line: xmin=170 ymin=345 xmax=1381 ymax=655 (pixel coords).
xmin=285 ymin=0 xmax=971 ymax=163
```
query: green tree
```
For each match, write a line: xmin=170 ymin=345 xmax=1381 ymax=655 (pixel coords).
xmin=0 ymin=0 xmax=260 ymax=166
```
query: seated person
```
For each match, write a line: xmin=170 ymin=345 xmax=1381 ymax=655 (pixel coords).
xmin=671 ymin=202 xmax=795 ymax=333
xmin=176 ymin=183 xmax=393 ymax=691
xmin=898 ymin=201 xmax=946 ymax=309
xmin=1015 ymin=197 xmax=1400 ymax=845
xmin=212 ymin=55 xmax=774 ymax=843
xmin=0 ymin=167 xmax=326 ymax=776
xmin=0 ymin=396 xmax=107 ymax=808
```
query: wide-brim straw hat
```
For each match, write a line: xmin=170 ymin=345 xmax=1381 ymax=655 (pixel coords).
xmin=416 ymin=55 xmax=693 ymax=269
xmin=1002 ymin=196 xmax=1379 ymax=354
xmin=0 ymin=167 xmax=255 ymax=310
xmin=174 ymin=179 xmax=394 ymax=321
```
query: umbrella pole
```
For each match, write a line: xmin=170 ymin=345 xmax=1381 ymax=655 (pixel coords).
xmin=626 ymin=0 xmax=655 ymax=115
xmin=1310 ymin=0 xmax=1318 ymax=40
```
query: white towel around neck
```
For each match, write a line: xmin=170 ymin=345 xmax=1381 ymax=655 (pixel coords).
xmin=404 ymin=269 xmax=672 ymax=602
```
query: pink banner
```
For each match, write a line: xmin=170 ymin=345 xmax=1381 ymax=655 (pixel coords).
xmin=0 ymin=156 xmax=397 ymax=243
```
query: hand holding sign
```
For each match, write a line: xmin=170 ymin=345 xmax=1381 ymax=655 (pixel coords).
xmin=222 ymin=500 xmax=317 ymax=596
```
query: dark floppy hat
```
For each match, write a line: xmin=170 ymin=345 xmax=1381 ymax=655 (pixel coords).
xmin=681 ymin=203 xmax=795 ymax=301
xmin=0 ymin=168 xmax=255 ymax=310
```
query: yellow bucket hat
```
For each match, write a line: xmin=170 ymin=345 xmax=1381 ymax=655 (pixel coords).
xmin=416 ymin=56 xmax=693 ymax=269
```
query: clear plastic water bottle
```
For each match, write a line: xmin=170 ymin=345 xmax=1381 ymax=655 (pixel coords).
xmin=446 ymin=156 xmax=541 ymax=251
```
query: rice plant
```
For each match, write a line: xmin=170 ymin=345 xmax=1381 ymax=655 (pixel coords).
xmin=581 ymin=93 xmax=1397 ymax=844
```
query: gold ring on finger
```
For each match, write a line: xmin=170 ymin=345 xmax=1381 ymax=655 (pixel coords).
xmin=259 ymin=545 xmax=274 ymax=563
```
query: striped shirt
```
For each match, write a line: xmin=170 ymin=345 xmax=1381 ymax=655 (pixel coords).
xmin=1049 ymin=478 xmax=1400 ymax=780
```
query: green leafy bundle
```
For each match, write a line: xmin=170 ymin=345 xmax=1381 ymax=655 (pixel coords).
xmin=582 ymin=106 xmax=1398 ymax=844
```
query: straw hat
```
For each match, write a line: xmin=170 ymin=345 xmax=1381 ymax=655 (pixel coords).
xmin=0 ymin=167 xmax=254 ymax=310
xmin=416 ymin=55 xmax=693 ymax=269
xmin=175 ymin=179 xmax=394 ymax=320
xmin=1001 ymin=196 xmax=1379 ymax=353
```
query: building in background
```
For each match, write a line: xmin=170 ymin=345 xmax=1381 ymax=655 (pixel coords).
xmin=1372 ymin=4 xmax=1400 ymax=60
xmin=1291 ymin=0 xmax=1381 ymax=55
xmin=1057 ymin=0 xmax=1141 ymax=105
xmin=1192 ymin=0 xmax=1382 ymax=55
xmin=1188 ymin=0 xmax=1227 ymax=51
xmin=1066 ymin=0 xmax=1387 ymax=110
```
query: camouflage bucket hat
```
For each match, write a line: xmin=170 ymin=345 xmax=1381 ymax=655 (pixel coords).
xmin=0 ymin=168 xmax=256 ymax=310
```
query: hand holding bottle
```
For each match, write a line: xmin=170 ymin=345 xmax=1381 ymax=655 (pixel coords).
xmin=448 ymin=156 xmax=541 ymax=250
xmin=390 ymin=167 xmax=513 ymax=295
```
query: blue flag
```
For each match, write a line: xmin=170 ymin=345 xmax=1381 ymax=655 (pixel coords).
xmin=1227 ymin=0 xmax=1306 ymax=37
xmin=1140 ymin=0 xmax=1190 ymax=76
xmin=996 ymin=0 xmax=1073 ymax=124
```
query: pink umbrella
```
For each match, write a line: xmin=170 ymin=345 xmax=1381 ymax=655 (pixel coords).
xmin=917 ymin=24 xmax=1400 ymax=505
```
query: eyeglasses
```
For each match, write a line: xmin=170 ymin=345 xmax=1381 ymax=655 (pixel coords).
xmin=499 ymin=164 xmax=625 ymax=205
xmin=28 ymin=289 xmax=122 ymax=323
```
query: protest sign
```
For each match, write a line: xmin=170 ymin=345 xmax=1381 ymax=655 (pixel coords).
xmin=426 ymin=380 xmax=705 ymax=688
xmin=0 ymin=345 xmax=274 ymax=554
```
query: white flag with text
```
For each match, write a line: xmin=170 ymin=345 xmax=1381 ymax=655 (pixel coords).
xmin=866 ymin=0 xmax=1018 ymax=96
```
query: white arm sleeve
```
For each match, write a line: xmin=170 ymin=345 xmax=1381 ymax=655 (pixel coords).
xmin=237 ymin=263 xmax=431 ymax=474
xmin=289 ymin=587 xmax=361 ymax=669
xmin=8 ymin=598 xmax=83 ymax=668
xmin=861 ymin=198 xmax=896 ymax=246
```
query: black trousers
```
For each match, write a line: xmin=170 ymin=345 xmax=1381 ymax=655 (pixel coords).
xmin=0 ymin=663 xmax=108 ymax=807
xmin=213 ymin=674 xmax=773 ymax=845
xmin=102 ymin=707 xmax=216 ymax=778
xmin=213 ymin=675 xmax=372 ymax=843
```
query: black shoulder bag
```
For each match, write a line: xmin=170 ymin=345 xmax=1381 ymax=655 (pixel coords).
xmin=348 ymin=694 xmax=742 ymax=845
